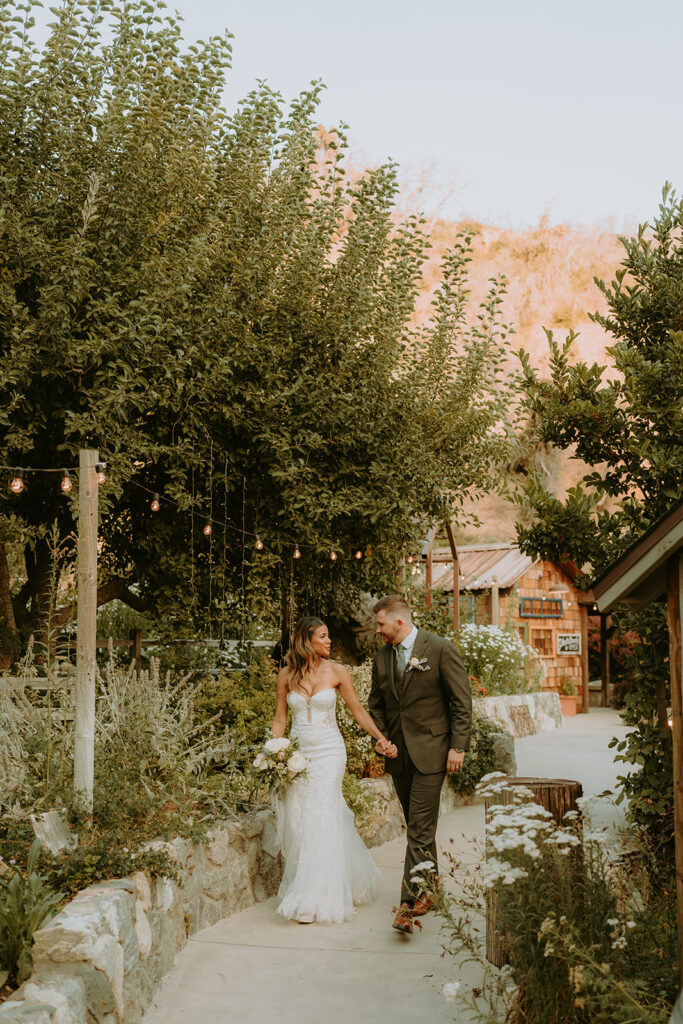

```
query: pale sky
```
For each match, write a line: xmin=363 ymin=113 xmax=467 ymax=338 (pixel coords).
xmin=42 ymin=0 xmax=683 ymax=228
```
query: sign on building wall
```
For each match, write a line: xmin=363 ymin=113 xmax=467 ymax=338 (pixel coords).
xmin=557 ymin=633 xmax=581 ymax=655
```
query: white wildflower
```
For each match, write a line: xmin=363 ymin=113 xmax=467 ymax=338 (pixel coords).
xmin=411 ymin=860 xmax=435 ymax=874
xmin=442 ymin=981 xmax=461 ymax=1002
xmin=611 ymin=935 xmax=627 ymax=950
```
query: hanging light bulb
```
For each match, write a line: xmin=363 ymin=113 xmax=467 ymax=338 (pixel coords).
xmin=355 ymin=550 xmax=363 ymax=560
xmin=150 ymin=493 xmax=161 ymax=512
xmin=96 ymin=462 xmax=107 ymax=484
xmin=255 ymin=535 xmax=264 ymax=550
xmin=293 ymin=544 xmax=301 ymax=559
xmin=9 ymin=468 xmax=24 ymax=494
xmin=60 ymin=470 xmax=72 ymax=493
xmin=330 ymin=550 xmax=337 ymax=561
xmin=406 ymin=554 xmax=414 ymax=564
xmin=203 ymin=522 xmax=212 ymax=536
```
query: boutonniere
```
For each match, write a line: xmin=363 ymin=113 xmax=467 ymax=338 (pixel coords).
xmin=409 ymin=656 xmax=430 ymax=672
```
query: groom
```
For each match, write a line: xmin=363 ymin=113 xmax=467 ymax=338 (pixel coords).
xmin=369 ymin=594 xmax=472 ymax=934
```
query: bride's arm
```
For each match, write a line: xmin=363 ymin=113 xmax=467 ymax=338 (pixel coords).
xmin=336 ymin=666 xmax=397 ymax=756
xmin=270 ymin=670 xmax=289 ymax=738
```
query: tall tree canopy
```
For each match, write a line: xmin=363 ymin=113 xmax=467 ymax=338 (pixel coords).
xmin=515 ymin=185 xmax=683 ymax=837
xmin=0 ymin=0 xmax=513 ymax=659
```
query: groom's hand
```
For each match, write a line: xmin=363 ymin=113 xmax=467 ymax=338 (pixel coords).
xmin=376 ymin=738 xmax=398 ymax=758
xmin=447 ymin=748 xmax=465 ymax=773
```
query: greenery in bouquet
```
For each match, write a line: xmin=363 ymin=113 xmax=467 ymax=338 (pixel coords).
xmin=457 ymin=623 xmax=543 ymax=696
xmin=251 ymin=735 xmax=309 ymax=797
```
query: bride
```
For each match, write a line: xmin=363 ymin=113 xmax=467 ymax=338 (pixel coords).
xmin=271 ymin=615 xmax=397 ymax=924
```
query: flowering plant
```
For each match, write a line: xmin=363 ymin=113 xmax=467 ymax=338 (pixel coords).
xmin=251 ymin=734 xmax=308 ymax=795
xmin=414 ymin=774 xmax=676 ymax=1022
xmin=457 ymin=623 xmax=544 ymax=695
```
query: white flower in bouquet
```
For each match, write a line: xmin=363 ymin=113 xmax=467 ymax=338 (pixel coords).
xmin=264 ymin=736 xmax=291 ymax=755
xmin=287 ymin=751 xmax=308 ymax=774
xmin=253 ymin=752 xmax=269 ymax=770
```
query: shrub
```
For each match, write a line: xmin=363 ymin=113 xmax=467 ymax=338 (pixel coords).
xmin=456 ymin=623 xmax=543 ymax=695
xmin=421 ymin=777 xmax=676 ymax=1023
xmin=447 ymin=708 xmax=506 ymax=797
xmin=0 ymin=653 xmax=250 ymax=874
xmin=195 ymin=654 xmax=278 ymax=747
xmin=338 ymin=662 xmax=384 ymax=778
xmin=0 ymin=840 xmax=63 ymax=989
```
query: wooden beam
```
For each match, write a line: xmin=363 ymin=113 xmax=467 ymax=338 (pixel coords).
xmin=666 ymin=552 xmax=683 ymax=986
xmin=600 ymin=614 xmax=610 ymax=708
xmin=491 ymin=580 xmax=500 ymax=627
xmin=444 ymin=521 xmax=460 ymax=633
xmin=579 ymin=604 xmax=589 ymax=714
xmin=425 ymin=545 xmax=433 ymax=609
xmin=74 ymin=449 xmax=98 ymax=813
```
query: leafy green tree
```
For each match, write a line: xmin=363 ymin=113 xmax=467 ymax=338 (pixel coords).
xmin=0 ymin=0 xmax=513 ymax=663
xmin=515 ymin=185 xmax=683 ymax=838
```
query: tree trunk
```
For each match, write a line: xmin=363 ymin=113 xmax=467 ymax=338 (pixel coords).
xmin=0 ymin=540 xmax=18 ymax=670
xmin=485 ymin=776 xmax=584 ymax=967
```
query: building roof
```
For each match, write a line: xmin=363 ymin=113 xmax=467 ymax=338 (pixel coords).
xmin=594 ymin=498 xmax=683 ymax=613
xmin=427 ymin=543 xmax=537 ymax=592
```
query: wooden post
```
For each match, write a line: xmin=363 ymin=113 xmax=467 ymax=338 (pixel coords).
xmin=491 ymin=580 xmax=500 ymax=627
xmin=485 ymin=777 xmax=583 ymax=966
xmin=666 ymin=553 xmax=683 ymax=986
xmin=600 ymin=613 xmax=610 ymax=707
xmin=74 ymin=449 xmax=98 ymax=813
xmin=579 ymin=604 xmax=589 ymax=714
xmin=425 ymin=544 xmax=433 ymax=610
xmin=444 ymin=522 xmax=459 ymax=634
xmin=131 ymin=628 xmax=142 ymax=673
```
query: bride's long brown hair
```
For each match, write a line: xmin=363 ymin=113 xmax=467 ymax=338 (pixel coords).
xmin=284 ymin=616 xmax=326 ymax=692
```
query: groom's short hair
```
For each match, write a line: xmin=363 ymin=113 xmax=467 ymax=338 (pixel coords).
xmin=373 ymin=595 xmax=411 ymax=619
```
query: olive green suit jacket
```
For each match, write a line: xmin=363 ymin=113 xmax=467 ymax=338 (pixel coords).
xmin=368 ymin=628 xmax=472 ymax=776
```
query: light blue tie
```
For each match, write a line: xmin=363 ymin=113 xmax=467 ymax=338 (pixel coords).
xmin=394 ymin=643 xmax=406 ymax=679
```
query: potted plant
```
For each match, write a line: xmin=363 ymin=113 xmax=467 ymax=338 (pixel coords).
xmin=558 ymin=675 xmax=578 ymax=716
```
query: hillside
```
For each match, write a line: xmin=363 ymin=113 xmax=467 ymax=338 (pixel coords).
xmin=420 ymin=218 xmax=626 ymax=544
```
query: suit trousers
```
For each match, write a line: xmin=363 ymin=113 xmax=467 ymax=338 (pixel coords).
xmin=391 ymin=753 xmax=445 ymax=903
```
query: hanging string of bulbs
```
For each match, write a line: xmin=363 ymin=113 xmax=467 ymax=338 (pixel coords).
xmin=2 ymin=463 xmax=367 ymax=563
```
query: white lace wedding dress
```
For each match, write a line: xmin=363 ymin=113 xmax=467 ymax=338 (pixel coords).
xmin=275 ymin=688 xmax=381 ymax=923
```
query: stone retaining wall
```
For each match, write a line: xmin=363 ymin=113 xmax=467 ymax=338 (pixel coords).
xmin=0 ymin=746 xmax=516 ymax=1024
xmin=0 ymin=808 xmax=282 ymax=1024
xmin=478 ymin=691 xmax=562 ymax=737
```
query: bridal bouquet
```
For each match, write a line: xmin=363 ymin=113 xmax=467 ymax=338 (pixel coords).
xmin=252 ymin=735 xmax=309 ymax=795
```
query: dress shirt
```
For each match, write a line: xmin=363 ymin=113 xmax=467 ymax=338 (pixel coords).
xmin=394 ymin=624 xmax=418 ymax=667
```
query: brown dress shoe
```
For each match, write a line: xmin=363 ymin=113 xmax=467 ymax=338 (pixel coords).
xmin=412 ymin=893 xmax=434 ymax=916
xmin=392 ymin=903 xmax=414 ymax=934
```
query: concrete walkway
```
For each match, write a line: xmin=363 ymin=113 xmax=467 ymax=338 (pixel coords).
xmin=142 ymin=709 xmax=631 ymax=1024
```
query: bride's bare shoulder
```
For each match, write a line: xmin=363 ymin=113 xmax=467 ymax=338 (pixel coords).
xmin=330 ymin=661 xmax=352 ymax=685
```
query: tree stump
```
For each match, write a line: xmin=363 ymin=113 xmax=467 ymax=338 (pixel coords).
xmin=484 ymin=776 xmax=583 ymax=967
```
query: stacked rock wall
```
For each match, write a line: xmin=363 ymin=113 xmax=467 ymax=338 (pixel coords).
xmin=0 ymin=809 xmax=282 ymax=1024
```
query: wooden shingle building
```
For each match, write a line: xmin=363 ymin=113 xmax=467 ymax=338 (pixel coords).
xmin=424 ymin=541 xmax=592 ymax=712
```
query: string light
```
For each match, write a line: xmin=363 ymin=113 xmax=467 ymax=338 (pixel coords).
xmin=60 ymin=470 xmax=72 ymax=493
xmin=355 ymin=550 xmax=363 ymax=560
xmin=255 ymin=535 xmax=264 ymax=551
xmin=203 ymin=522 xmax=212 ymax=537
xmin=293 ymin=544 xmax=301 ymax=559
xmin=10 ymin=469 xmax=24 ymax=494
xmin=330 ymin=550 xmax=337 ymax=561
xmin=150 ymin=493 xmax=161 ymax=512
xmin=406 ymin=554 xmax=414 ymax=564
xmin=96 ymin=462 xmax=107 ymax=484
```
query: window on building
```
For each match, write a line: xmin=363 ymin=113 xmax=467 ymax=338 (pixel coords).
xmin=530 ymin=629 xmax=553 ymax=657
xmin=519 ymin=597 xmax=563 ymax=618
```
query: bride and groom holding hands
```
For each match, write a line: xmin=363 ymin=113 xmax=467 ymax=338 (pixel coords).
xmin=270 ymin=593 xmax=472 ymax=934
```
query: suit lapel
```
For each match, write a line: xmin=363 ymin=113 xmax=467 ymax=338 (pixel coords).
xmin=402 ymin=629 xmax=428 ymax=693
xmin=384 ymin=643 xmax=399 ymax=702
